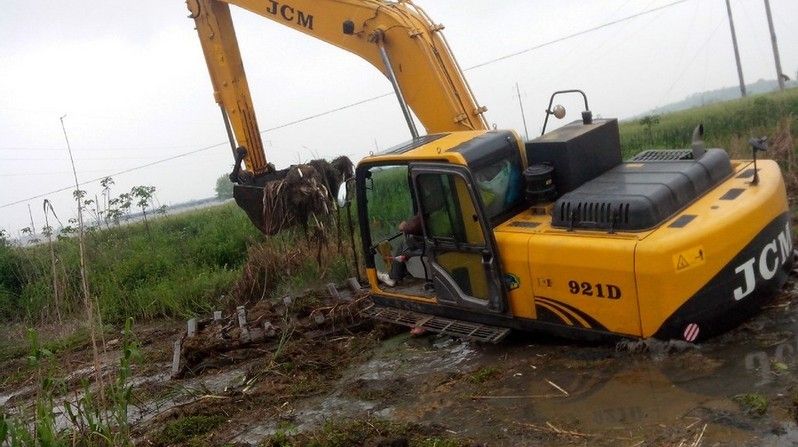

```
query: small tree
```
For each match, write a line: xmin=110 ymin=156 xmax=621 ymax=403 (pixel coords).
xmin=100 ymin=177 xmax=115 ymax=228
xmin=639 ymin=115 xmax=660 ymax=146
xmin=131 ymin=185 xmax=157 ymax=230
xmin=73 ymin=188 xmax=87 ymax=205
xmin=106 ymin=192 xmax=130 ymax=227
xmin=100 ymin=176 xmax=114 ymax=203
xmin=115 ymin=193 xmax=133 ymax=222
xmin=215 ymin=174 xmax=234 ymax=200
xmin=82 ymin=197 xmax=102 ymax=228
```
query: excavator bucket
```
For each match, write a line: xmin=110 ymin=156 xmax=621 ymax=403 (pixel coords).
xmin=233 ymin=157 xmax=354 ymax=236
xmin=233 ymin=168 xmax=290 ymax=235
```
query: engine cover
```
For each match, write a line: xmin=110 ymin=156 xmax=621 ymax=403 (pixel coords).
xmin=552 ymin=149 xmax=733 ymax=231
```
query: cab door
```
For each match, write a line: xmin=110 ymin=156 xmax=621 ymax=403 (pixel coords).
xmin=410 ymin=163 xmax=507 ymax=314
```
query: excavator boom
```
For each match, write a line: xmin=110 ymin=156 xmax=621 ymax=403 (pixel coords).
xmin=187 ymin=0 xmax=488 ymax=234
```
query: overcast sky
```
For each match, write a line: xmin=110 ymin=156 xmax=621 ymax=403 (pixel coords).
xmin=0 ymin=0 xmax=796 ymax=233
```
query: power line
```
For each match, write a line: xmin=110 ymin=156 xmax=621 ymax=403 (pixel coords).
xmin=0 ymin=0 xmax=693 ymax=209
xmin=464 ymin=0 xmax=692 ymax=71
xmin=0 ymin=93 xmax=400 ymax=208
xmin=0 ymin=145 xmax=201 ymax=152
xmin=0 ymin=170 xmax=112 ymax=178
xmin=261 ymin=93 xmax=394 ymax=133
xmin=0 ymin=156 xmax=157 ymax=161
xmin=0 ymin=140 xmax=228 ymax=209
xmin=658 ymin=16 xmax=726 ymax=105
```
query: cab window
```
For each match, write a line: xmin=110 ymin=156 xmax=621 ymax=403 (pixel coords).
xmin=473 ymin=159 xmax=522 ymax=220
xmin=416 ymin=172 xmax=485 ymax=246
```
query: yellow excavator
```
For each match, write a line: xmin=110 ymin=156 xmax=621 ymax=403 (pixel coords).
xmin=188 ymin=0 xmax=793 ymax=342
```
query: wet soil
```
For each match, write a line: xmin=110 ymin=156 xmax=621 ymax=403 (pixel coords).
xmin=3 ymin=283 xmax=798 ymax=446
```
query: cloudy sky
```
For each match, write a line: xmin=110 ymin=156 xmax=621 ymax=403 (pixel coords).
xmin=0 ymin=0 xmax=796 ymax=234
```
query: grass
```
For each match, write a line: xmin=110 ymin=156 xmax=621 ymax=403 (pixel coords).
xmin=0 ymin=326 xmax=92 ymax=389
xmin=153 ymin=415 xmax=227 ymax=446
xmin=733 ymin=393 xmax=769 ymax=417
xmin=1 ymin=320 xmax=140 ymax=446
xmin=0 ymin=203 xmax=354 ymax=325
xmin=619 ymin=87 xmax=798 ymax=158
xmin=261 ymin=418 xmax=468 ymax=447
xmin=468 ymin=366 xmax=500 ymax=384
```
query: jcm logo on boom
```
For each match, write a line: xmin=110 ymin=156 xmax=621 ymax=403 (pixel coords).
xmin=266 ymin=1 xmax=314 ymax=30
xmin=734 ymin=223 xmax=793 ymax=301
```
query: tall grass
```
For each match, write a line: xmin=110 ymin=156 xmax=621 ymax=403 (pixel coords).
xmin=620 ymin=87 xmax=798 ymax=158
xmin=0 ymin=203 xmax=353 ymax=325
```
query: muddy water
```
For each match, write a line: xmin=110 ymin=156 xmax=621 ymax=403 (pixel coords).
xmin=0 ymin=361 xmax=250 ymax=434
xmin=232 ymin=290 xmax=798 ymax=445
xmin=374 ymin=294 xmax=798 ymax=446
xmin=5 ymin=290 xmax=798 ymax=446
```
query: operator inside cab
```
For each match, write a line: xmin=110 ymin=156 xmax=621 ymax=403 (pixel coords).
xmin=388 ymin=157 xmax=522 ymax=285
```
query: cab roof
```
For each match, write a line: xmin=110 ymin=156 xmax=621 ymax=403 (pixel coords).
xmin=358 ymin=130 xmax=523 ymax=168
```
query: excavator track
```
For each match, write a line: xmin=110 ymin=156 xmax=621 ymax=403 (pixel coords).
xmin=362 ymin=304 xmax=511 ymax=343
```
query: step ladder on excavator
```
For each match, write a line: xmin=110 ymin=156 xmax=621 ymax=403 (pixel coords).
xmin=361 ymin=305 xmax=511 ymax=343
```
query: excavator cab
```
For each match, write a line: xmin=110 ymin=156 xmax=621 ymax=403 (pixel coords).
xmin=356 ymin=131 xmax=526 ymax=318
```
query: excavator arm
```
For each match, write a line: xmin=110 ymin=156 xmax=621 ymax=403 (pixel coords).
xmin=187 ymin=0 xmax=488 ymax=177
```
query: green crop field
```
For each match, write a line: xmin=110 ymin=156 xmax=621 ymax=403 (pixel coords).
xmin=619 ymin=87 xmax=797 ymax=158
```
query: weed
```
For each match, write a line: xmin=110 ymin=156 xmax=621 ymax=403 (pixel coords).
xmin=417 ymin=438 xmax=462 ymax=447
xmin=733 ymin=393 xmax=769 ymax=417
xmin=468 ymin=366 xmax=500 ymax=384
xmin=262 ymin=422 xmax=297 ymax=447
xmin=309 ymin=419 xmax=411 ymax=447
xmin=261 ymin=418 xmax=469 ymax=447
xmin=286 ymin=374 xmax=323 ymax=397
xmin=773 ymin=359 xmax=789 ymax=375
xmin=153 ymin=414 xmax=227 ymax=445
xmin=0 ymin=319 xmax=140 ymax=446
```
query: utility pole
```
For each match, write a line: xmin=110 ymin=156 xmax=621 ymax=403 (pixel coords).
xmin=515 ymin=83 xmax=529 ymax=141
xmin=724 ymin=0 xmax=746 ymax=97
xmin=763 ymin=0 xmax=785 ymax=91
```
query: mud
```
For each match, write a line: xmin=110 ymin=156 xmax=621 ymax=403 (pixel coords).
xmin=4 ymin=282 xmax=798 ymax=446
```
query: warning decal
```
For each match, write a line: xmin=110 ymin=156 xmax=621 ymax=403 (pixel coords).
xmin=683 ymin=323 xmax=700 ymax=342
xmin=673 ymin=246 xmax=706 ymax=272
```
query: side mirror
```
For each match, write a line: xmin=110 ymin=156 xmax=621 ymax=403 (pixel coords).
xmin=541 ymin=89 xmax=591 ymax=135
xmin=336 ymin=178 xmax=354 ymax=208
